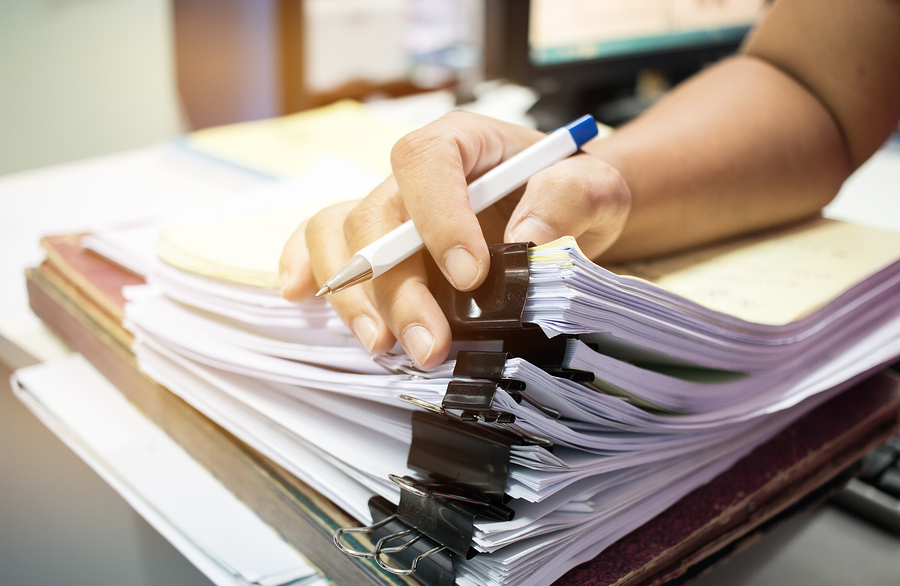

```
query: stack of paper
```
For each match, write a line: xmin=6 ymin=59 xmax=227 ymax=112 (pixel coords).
xmin=86 ymin=178 xmax=900 ymax=586
xmin=525 ymin=223 xmax=900 ymax=413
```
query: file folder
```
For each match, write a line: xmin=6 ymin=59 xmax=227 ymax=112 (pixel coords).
xmin=330 ymin=243 xmax=900 ymax=586
xmin=25 ymin=234 xmax=900 ymax=586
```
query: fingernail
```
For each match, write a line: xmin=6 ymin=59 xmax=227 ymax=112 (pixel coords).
xmin=279 ymin=271 xmax=293 ymax=295
xmin=352 ymin=315 xmax=379 ymax=354
xmin=443 ymin=247 xmax=481 ymax=290
xmin=509 ymin=216 xmax=559 ymax=245
xmin=403 ymin=325 xmax=435 ymax=367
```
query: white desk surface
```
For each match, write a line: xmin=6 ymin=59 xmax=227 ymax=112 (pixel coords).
xmin=0 ymin=145 xmax=272 ymax=586
xmin=0 ymin=144 xmax=268 ymax=369
xmin=1 ymin=140 xmax=898 ymax=585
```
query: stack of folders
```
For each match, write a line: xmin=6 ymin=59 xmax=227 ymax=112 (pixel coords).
xmin=88 ymin=183 xmax=900 ymax=586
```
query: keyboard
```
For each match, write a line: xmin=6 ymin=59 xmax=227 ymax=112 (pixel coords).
xmin=832 ymin=432 xmax=900 ymax=535
xmin=828 ymin=136 xmax=900 ymax=528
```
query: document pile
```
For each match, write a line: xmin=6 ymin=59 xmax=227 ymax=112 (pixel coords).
xmin=96 ymin=182 xmax=900 ymax=586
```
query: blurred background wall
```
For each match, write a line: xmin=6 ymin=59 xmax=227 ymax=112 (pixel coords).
xmin=0 ymin=0 xmax=182 ymax=176
xmin=0 ymin=0 xmax=484 ymax=177
xmin=0 ymin=0 xmax=769 ymax=178
xmin=173 ymin=0 xmax=281 ymax=129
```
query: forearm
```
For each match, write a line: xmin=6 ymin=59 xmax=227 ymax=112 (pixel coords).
xmin=591 ymin=0 xmax=900 ymax=263
xmin=590 ymin=55 xmax=851 ymax=262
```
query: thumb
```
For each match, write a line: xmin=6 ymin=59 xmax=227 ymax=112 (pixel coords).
xmin=504 ymin=154 xmax=631 ymax=259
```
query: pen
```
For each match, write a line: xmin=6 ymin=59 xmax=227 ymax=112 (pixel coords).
xmin=316 ymin=114 xmax=599 ymax=297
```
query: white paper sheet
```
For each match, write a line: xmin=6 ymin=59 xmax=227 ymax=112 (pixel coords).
xmin=11 ymin=354 xmax=326 ymax=586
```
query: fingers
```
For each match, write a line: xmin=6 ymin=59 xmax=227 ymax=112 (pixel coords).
xmin=504 ymin=154 xmax=632 ymax=259
xmin=369 ymin=253 xmax=452 ymax=370
xmin=305 ymin=112 xmax=546 ymax=367
xmin=390 ymin=112 xmax=544 ymax=292
xmin=279 ymin=111 xmax=632 ymax=371
xmin=279 ymin=219 xmax=316 ymax=301
xmin=304 ymin=201 xmax=397 ymax=356
xmin=302 ymin=191 xmax=452 ymax=368
xmin=340 ymin=178 xmax=452 ymax=367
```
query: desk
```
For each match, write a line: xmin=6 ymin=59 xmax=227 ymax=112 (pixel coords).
xmin=2 ymin=143 xmax=899 ymax=585
xmin=0 ymin=145 xmax=269 ymax=585
xmin=0 ymin=358 xmax=214 ymax=586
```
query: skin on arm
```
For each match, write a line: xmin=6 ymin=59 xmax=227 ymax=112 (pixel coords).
xmin=596 ymin=0 xmax=900 ymax=261
xmin=281 ymin=0 xmax=900 ymax=368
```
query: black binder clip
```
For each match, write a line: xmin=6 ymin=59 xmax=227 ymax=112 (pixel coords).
xmin=399 ymin=386 xmax=515 ymax=423
xmin=333 ymin=243 xmax=590 ymax=584
xmin=427 ymin=241 xmax=531 ymax=335
xmin=443 ymin=380 xmax=517 ymax=423
xmin=453 ymin=350 xmax=563 ymax=419
xmin=332 ymin=410 xmax=518 ymax=585
xmin=400 ymin=389 xmax=553 ymax=447
xmin=333 ymin=470 xmax=515 ymax=586
xmin=407 ymin=411 xmax=516 ymax=499
xmin=399 ymin=352 xmax=521 ymax=423
xmin=428 ymin=242 xmax=594 ymax=383
xmin=333 ymin=495 xmax=454 ymax=586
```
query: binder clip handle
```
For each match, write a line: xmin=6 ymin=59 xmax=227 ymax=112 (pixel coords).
xmin=374 ymin=528 xmax=447 ymax=576
xmin=333 ymin=516 xmax=449 ymax=577
xmin=375 ymin=540 xmax=447 ymax=576
xmin=333 ymin=497 xmax=457 ymax=586
xmin=333 ymin=514 xmax=400 ymax=558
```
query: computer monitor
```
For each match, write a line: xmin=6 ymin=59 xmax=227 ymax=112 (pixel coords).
xmin=486 ymin=0 xmax=769 ymax=130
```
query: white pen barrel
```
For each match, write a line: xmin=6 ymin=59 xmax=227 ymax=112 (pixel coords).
xmin=467 ymin=128 xmax=578 ymax=214
xmin=354 ymin=127 xmax=580 ymax=282
xmin=361 ymin=219 xmax=424 ymax=278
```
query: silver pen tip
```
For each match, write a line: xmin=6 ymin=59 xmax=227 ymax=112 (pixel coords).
xmin=317 ymin=255 xmax=375 ymax=296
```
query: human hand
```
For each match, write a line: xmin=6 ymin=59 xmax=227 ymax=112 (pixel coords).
xmin=279 ymin=112 xmax=630 ymax=369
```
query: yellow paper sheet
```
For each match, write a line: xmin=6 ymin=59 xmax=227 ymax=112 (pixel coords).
xmin=161 ymin=203 xmax=900 ymax=325
xmin=605 ymin=218 xmax=900 ymax=325
xmin=184 ymin=100 xmax=419 ymax=178
xmin=158 ymin=206 xmax=321 ymax=289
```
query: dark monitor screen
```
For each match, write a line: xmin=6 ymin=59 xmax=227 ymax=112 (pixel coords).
xmin=489 ymin=0 xmax=769 ymax=130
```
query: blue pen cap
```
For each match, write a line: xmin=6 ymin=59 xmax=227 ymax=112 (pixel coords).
xmin=564 ymin=115 xmax=599 ymax=148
